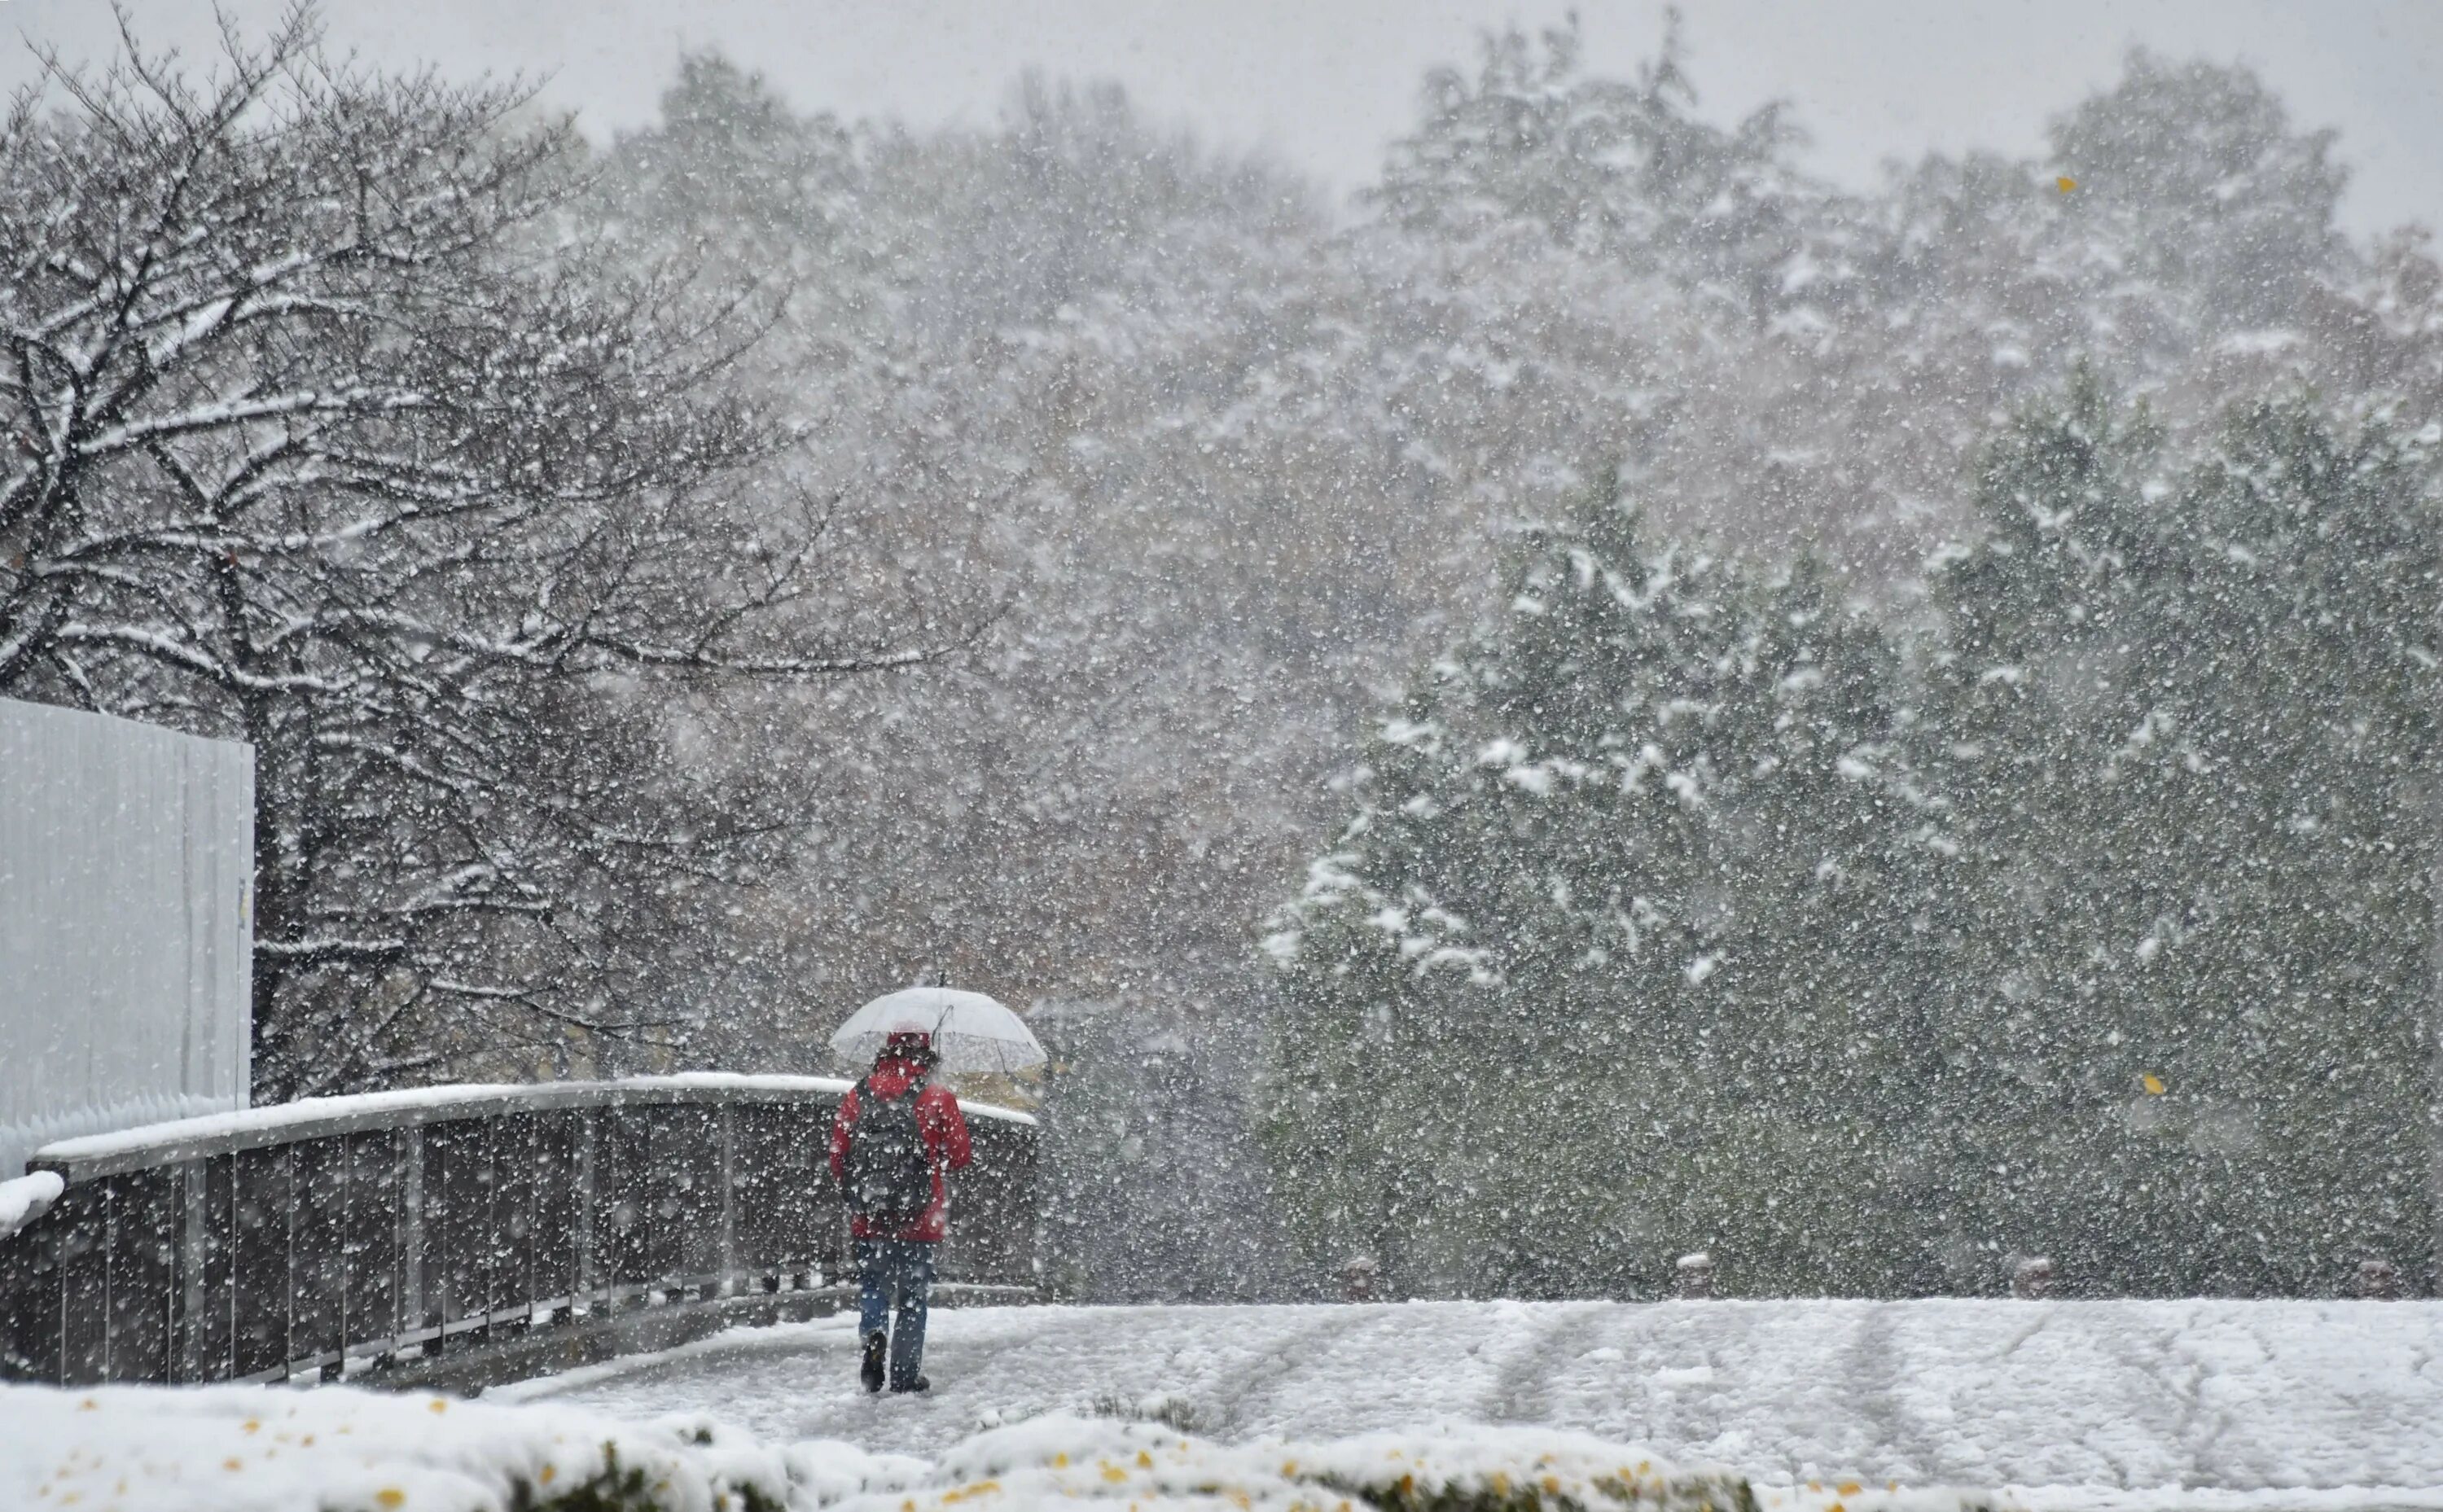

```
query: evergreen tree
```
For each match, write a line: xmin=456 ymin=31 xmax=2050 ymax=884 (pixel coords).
xmin=1263 ymin=478 xmax=1930 ymax=1297
xmin=1917 ymin=381 xmax=2441 ymax=1293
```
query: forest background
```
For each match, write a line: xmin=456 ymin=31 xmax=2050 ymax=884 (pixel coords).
xmin=2 ymin=8 xmax=2438 ymax=1301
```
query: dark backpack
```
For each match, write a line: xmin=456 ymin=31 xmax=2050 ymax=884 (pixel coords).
xmin=845 ymin=1077 xmax=933 ymax=1222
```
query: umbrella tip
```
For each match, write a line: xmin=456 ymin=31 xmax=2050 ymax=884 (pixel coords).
xmin=923 ymin=964 xmax=950 ymax=988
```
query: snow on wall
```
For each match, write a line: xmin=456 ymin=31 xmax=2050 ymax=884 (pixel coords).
xmin=0 ymin=698 xmax=253 ymax=1177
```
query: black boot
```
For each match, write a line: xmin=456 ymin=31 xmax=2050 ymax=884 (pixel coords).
xmin=859 ymin=1331 xmax=887 ymax=1394
xmin=890 ymin=1374 xmax=930 ymax=1395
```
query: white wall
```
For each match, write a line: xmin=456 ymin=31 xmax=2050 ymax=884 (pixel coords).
xmin=0 ymin=699 xmax=253 ymax=1176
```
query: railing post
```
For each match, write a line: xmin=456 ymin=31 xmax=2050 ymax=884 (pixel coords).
xmin=2354 ymin=1256 xmax=2401 ymax=1298
xmin=1676 ymin=1251 xmax=1716 ymax=1299
xmin=186 ymin=1155 xmax=236 ymax=1381
xmin=176 ymin=1161 xmax=208 ymax=1382
xmin=282 ymin=1147 xmax=301 ymax=1374
xmin=400 ymin=1128 xmax=429 ymax=1352
xmin=56 ymin=1180 xmax=112 ymax=1383
xmin=573 ymin=1107 xmax=599 ymax=1316
xmin=227 ymin=1146 xmax=289 ymax=1378
xmin=0 ymin=1190 xmax=67 ymax=1383
xmin=1340 ymin=1255 xmax=1379 ymax=1302
xmin=2012 ymin=1256 xmax=2056 ymax=1299
xmin=717 ymin=1105 xmax=738 ymax=1298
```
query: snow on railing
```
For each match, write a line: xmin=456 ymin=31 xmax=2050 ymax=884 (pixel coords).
xmin=0 ymin=1174 xmax=63 ymax=1243
xmin=0 ymin=1075 xmax=1038 ymax=1389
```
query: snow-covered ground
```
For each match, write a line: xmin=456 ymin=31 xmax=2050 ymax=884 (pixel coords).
xmin=0 ymin=1379 xmax=1947 ymax=1512
xmin=11 ymin=1299 xmax=2442 ymax=1510
xmin=4 ymin=1380 xmax=809 ymax=1511
xmin=508 ymin=1298 xmax=2443 ymax=1510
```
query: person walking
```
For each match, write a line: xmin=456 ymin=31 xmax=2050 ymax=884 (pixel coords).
xmin=828 ymin=1028 xmax=973 ymax=1394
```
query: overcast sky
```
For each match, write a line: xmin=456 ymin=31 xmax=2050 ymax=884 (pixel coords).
xmin=2 ymin=1 xmax=2436 ymax=239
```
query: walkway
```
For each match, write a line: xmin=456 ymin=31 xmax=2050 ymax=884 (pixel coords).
xmin=505 ymin=1297 xmax=2443 ymax=1503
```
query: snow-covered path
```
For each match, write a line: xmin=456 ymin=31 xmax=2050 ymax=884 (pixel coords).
xmin=506 ymin=1299 xmax=2443 ymax=1507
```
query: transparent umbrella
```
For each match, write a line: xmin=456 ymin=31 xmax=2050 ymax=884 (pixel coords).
xmin=830 ymin=986 xmax=1047 ymax=1075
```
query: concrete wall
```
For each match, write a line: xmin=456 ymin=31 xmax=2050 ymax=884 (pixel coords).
xmin=0 ymin=699 xmax=252 ymax=1176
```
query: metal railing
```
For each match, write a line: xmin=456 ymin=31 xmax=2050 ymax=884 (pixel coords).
xmin=0 ymin=1074 xmax=1038 ymax=1387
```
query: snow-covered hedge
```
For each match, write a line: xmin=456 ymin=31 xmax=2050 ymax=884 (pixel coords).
xmin=2 ymin=1383 xmax=800 ymax=1512
xmin=0 ymin=1383 xmax=1999 ymax=1512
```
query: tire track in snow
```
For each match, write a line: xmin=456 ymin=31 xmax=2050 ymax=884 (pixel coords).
xmin=535 ymin=1297 xmax=2443 ymax=1497
xmin=1189 ymin=1304 xmax=1409 ymax=1437
xmin=1478 ymin=1302 xmax=1620 ymax=1424
xmin=1833 ymin=1301 xmax=1908 ymax=1487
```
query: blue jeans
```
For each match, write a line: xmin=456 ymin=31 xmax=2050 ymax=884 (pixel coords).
xmin=856 ymin=1238 xmax=935 ymax=1389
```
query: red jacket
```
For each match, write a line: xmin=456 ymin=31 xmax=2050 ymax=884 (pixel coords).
xmin=828 ymin=1057 xmax=973 ymax=1242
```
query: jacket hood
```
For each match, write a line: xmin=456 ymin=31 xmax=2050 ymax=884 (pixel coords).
xmin=864 ymin=1057 xmax=932 ymax=1097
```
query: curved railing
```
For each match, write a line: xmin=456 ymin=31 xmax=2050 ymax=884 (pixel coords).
xmin=0 ymin=1074 xmax=1038 ymax=1387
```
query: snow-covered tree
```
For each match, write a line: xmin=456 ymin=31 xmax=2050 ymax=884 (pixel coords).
xmin=1269 ymin=379 xmax=2441 ymax=1299
xmin=0 ymin=11 xmax=955 ymax=1097
xmin=604 ymin=50 xmax=866 ymax=272
xmin=581 ymin=25 xmax=2443 ymax=1300
xmin=1370 ymin=13 xmax=1809 ymax=300
xmin=1914 ymin=381 xmax=2441 ymax=1293
xmin=1263 ymin=476 xmax=1932 ymax=1297
xmin=2046 ymin=49 xmax=2347 ymax=329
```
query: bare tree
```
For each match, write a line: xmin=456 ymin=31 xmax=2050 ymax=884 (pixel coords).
xmin=0 ymin=7 xmax=966 ymax=1098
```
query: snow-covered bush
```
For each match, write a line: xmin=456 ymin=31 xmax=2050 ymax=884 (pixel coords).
xmin=0 ymin=1384 xmax=2000 ymax=1512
